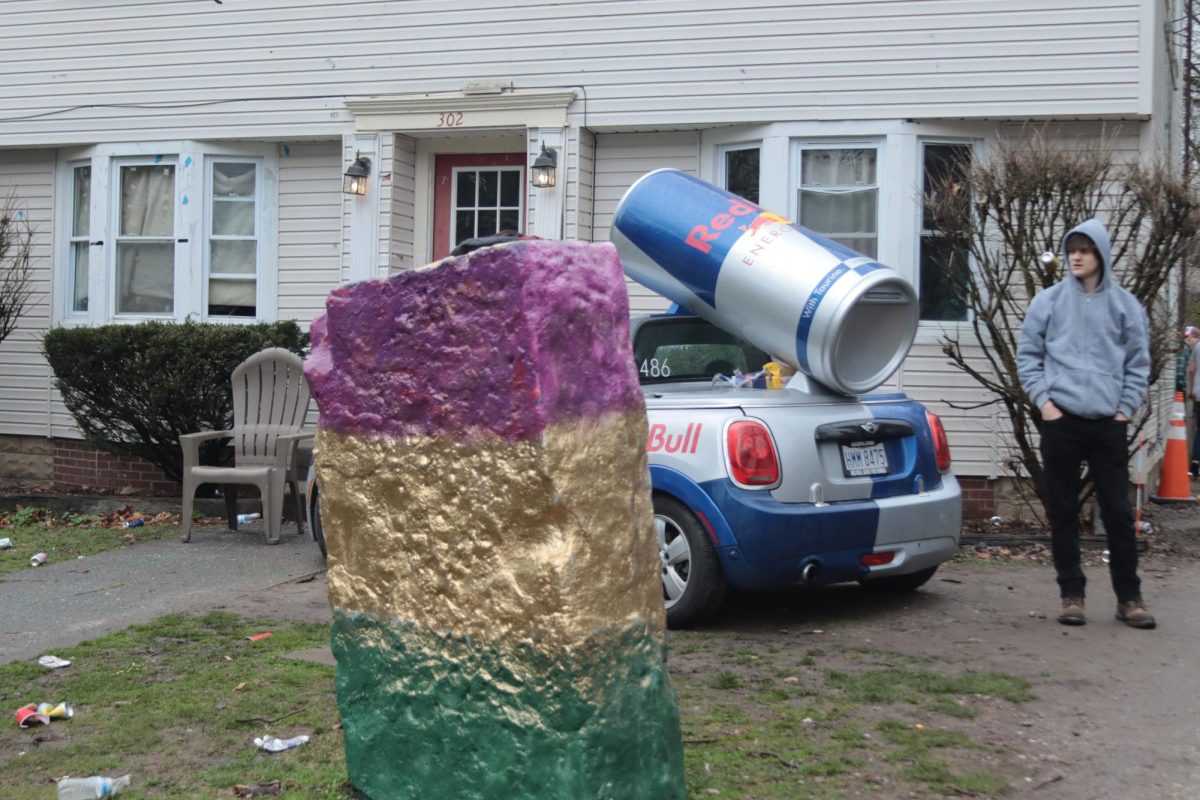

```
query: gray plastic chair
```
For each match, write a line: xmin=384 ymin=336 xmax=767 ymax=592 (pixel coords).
xmin=179 ymin=348 xmax=313 ymax=544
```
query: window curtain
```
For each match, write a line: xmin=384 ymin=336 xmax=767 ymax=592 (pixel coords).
xmin=800 ymin=149 xmax=878 ymax=257
xmin=117 ymin=165 xmax=175 ymax=313
xmin=209 ymin=162 xmax=256 ymax=310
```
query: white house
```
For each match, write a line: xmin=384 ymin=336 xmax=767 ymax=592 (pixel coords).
xmin=0 ymin=0 xmax=1182 ymax=515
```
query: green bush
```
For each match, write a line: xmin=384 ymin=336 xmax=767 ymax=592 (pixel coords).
xmin=43 ymin=321 xmax=309 ymax=485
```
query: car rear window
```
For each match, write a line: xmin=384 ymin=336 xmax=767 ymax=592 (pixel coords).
xmin=632 ymin=317 xmax=772 ymax=385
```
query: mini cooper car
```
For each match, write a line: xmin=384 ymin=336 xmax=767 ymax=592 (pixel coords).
xmin=635 ymin=313 xmax=961 ymax=627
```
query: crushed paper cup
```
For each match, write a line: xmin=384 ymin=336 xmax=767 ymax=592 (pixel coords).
xmin=37 ymin=655 xmax=71 ymax=669
xmin=36 ymin=701 xmax=73 ymax=720
xmin=15 ymin=704 xmax=49 ymax=728
xmin=254 ymin=734 xmax=309 ymax=753
xmin=244 ymin=632 xmax=272 ymax=642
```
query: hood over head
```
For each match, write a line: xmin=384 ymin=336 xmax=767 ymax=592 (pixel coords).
xmin=1061 ymin=218 xmax=1113 ymax=287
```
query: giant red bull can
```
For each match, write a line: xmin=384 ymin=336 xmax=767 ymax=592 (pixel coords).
xmin=611 ymin=169 xmax=918 ymax=395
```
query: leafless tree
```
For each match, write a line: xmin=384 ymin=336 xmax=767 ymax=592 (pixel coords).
xmin=925 ymin=129 xmax=1200 ymax=518
xmin=0 ymin=195 xmax=33 ymax=346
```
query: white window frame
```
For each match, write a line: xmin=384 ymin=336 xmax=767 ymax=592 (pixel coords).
xmin=716 ymin=141 xmax=762 ymax=204
xmin=790 ymin=139 xmax=883 ymax=258
xmin=64 ymin=161 xmax=92 ymax=319
xmin=53 ymin=141 xmax=277 ymax=326
xmin=109 ymin=155 xmax=181 ymax=320
xmin=204 ymin=157 xmax=263 ymax=320
xmin=448 ymin=165 xmax=524 ymax=251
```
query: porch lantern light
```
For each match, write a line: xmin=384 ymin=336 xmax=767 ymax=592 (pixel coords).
xmin=531 ymin=144 xmax=558 ymax=189
xmin=343 ymin=154 xmax=371 ymax=196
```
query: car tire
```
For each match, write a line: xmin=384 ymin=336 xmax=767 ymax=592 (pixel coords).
xmin=859 ymin=565 xmax=937 ymax=593
xmin=309 ymin=482 xmax=327 ymax=560
xmin=654 ymin=495 xmax=726 ymax=629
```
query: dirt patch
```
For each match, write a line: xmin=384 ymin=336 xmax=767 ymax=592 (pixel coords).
xmin=674 ymin=502 xmax=1200 ymax=798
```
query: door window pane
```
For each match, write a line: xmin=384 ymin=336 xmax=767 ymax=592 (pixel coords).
xmin=116 ymin=163 xmax=175 ymax=314
xmin=208 ymin=161 xmax=259 ymax=318
xmin=724 ymin=147 xmax=760 ymax=204
xmin=798 ymin=148 xmax=878 ymax=258
xmin=920 ymin=143 xmax=973 ymax=321
xmin=69 ymin=165 xmax=90 ymax=313
xmin=479 ymin=171 xmax=498 ymax=206
xmin=500 ymin=171 xmax=520 ymax=207
xmin=456 ymin=173 xmax=476 ymax=206
xmin=450 ymin=167 xmax=523 ymax=247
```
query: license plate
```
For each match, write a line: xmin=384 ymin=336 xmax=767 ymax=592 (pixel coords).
xmin=841 ymin=441 xmax=888 ymax=477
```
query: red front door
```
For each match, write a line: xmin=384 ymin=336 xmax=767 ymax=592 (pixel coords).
xmin=432 ymin=153 xmax=526 ymax=260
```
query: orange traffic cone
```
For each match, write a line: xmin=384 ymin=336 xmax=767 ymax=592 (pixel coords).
xmin=1151 ymin=392 xmax=1197 ymax=504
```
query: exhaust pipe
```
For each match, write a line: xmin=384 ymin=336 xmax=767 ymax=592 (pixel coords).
xmin=798 ymin=559 xmax=821 ymax=585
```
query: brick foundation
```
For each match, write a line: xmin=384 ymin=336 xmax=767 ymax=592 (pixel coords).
xmin=46 ymin=436 xmax=1001 ymax=514
xmin=958 ymin=476 xmax=997 ymax=520
xmin=53 ymin=439 xmax=180 ymax=496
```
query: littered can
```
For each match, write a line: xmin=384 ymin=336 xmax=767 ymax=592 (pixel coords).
xmin=610 ymin=169 xmax=919 ymax=395
xmin=30 ymin=552 xmax=47 ymax=567
xmin=0 ymin=537 xmax=11 ymax=549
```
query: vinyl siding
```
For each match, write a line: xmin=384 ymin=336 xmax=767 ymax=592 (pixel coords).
xmin=593 ymin=131 xmax=699 ymax=316
xmin=391 ymin=135 xmax=417 ymax=272
xmin=0 ymin=152 xmax=54 ymax=438
xmin=0 ymin=0 xmax=1148 ymax=146
xmin=565 ymin=127 xmax=595 ymax=243
xmin=277 ymin=141 xmax=341 ymax=325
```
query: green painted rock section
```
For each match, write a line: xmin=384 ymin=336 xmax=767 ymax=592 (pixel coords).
xmin=332 ymin=611 xmax=687 ymax=800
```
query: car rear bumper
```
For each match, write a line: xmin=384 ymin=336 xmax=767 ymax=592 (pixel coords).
xmin=708 ymin=474 xmax=962 ymax=589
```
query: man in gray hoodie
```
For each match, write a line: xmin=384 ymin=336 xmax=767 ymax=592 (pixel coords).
xmin=1017 ymin=218 xmax=1155 ymax=629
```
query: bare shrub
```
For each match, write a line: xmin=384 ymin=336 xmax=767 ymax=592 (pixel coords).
xmin=0 ymin=194 xmax=33 ymax=346
xmin=925 ymin=129 xmax=1200 ymax=518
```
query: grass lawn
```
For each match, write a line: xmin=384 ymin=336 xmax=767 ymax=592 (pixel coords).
xmin=1 ymin=610 xmax=1035 ymax=799
xmin=0 ymin=507 xmax=179 ymax=578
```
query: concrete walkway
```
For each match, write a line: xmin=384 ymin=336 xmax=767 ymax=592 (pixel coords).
xmin=0 ymin=523 xmax=330 ymax=664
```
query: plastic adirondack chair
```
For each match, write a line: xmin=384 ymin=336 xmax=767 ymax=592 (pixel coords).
xmin=179 ymin=348 xmax=313 ymax=544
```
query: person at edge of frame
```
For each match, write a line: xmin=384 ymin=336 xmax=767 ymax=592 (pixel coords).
xmin=1184 ymin=325 xmax=1200 ymax=476
xmin=1017 ymin=218 xmax=1156 ymax=630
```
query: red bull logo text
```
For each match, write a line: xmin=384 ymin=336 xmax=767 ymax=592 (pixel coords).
xmin=647 ymin=423 xmax=702 ymax=454
xmin=684 ymin=197 xmax=760 ymax=255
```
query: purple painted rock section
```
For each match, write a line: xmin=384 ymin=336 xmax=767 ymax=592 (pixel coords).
xmin=305 ymin=240 xmax=644 ymax=442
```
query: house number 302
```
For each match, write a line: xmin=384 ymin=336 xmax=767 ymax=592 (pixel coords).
xmin=437 ymin=112 xmax=464 ymax=127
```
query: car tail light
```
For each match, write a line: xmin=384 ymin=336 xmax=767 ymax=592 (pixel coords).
xmin=861 ymin=551 xmax=896 ymax=567
xmin=927 ymin=411 xmax=952 ymax=473
xmin=726 ymin=420 xmax=780 ymax=487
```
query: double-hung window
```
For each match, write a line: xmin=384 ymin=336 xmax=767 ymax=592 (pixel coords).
xmin=67 ymin=164 xmax=91 ymax=315
xmin=57 ymin=143 xmax=276 ymax=324
xmin=796 ymin=145 xmax=879 ymax=258
xmin=115 ymin=160 xmax=177 ymax=315
xmin=207 ymin=160 xmax=259 ymax=318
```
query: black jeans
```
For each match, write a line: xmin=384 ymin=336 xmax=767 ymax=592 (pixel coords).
xmin=1192 ymin=401 xmax=1200 ymax=464
xmin=1039 ymin=413 xmax=1141 ymax=602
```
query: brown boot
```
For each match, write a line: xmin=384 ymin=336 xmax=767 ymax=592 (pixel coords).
xmin=1116 ymin=599 xmax=1156 ymax=629
xmin=1057 ymin=597 xmax=1086 ymax=626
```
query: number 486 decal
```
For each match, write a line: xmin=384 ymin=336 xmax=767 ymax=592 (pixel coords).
xmin=639 ymin=358 xmax=671 ymax=378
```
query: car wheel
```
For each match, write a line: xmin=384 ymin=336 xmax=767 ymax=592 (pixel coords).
xmin=654 ymin=495 xmax=726 ymax=629
xmin=859 ymin=565 xmax=937 ymax=593
xmin=309 ymin=482 xmax=327 ymax=560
